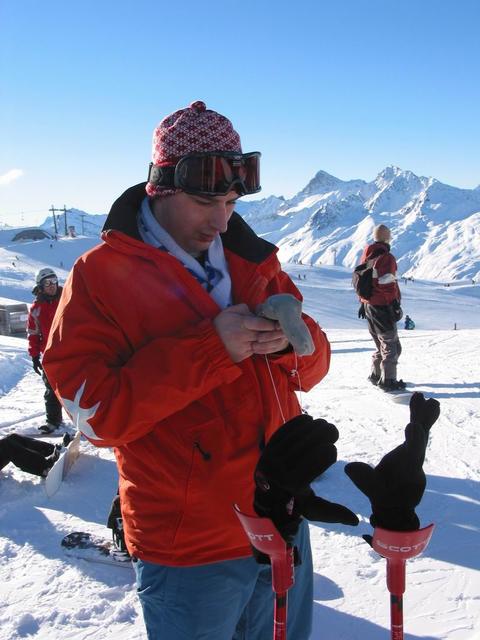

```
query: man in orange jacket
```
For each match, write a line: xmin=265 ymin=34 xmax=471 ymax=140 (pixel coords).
xmin=43 ymin=101 xmax=357 ymax=639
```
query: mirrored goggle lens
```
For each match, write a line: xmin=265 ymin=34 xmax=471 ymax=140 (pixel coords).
xmin=42 ymin=278 xmax=58 ymax=286
xmin=174 ymin=153 xmax=261 ymax=196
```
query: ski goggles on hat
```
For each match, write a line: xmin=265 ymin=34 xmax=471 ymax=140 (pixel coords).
xmin=41 ymin=278 xmax=58 ymax=286
xmin=147 ymin=152 xmax=261 ymax=196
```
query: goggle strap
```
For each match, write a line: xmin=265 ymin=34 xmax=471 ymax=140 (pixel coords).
xmin=147 ymin=163 xmax=176 ymax=188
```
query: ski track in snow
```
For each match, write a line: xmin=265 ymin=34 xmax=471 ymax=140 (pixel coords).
xmin=0 ymin=256 xmax=479 ymax=639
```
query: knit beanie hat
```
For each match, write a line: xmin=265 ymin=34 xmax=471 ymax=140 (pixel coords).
xmin=146 ymin=100 xmax=242 ymax=198
xmin=373 ymin=224 xmax=392 ymax=243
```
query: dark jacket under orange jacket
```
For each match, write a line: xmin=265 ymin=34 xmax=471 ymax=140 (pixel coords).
xmin=43 ymin=184 xmax=331 ymax=566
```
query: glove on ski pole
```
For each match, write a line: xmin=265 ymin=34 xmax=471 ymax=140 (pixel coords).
xmin=345 ymin=392 xmax=440 ymax=533
xmin=254 ymin=414 xmax=359 ymax=558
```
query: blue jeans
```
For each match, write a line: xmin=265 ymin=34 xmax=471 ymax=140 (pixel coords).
xmin=134 ymin=520 xmax=313 ymax=640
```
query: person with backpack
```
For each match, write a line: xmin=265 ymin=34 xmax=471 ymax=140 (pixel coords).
xmin=42 ymin=101 xmax=356 ymax=639
xmin=27 ymin=268 xmax=64 ymax=433
xmin=356 ymin=224 xmax=406 ymax=391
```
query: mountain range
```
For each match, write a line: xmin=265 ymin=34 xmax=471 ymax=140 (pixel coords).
xmin=33 ymin=166 xmax=480 ymax=282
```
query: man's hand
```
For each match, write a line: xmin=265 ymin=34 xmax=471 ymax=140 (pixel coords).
xmin=32 ymin=355 xmax=43 ymax=375
xmin=214 ymin=304 xmax=288 ymax=362
xmin=254 ymin=414 xmax=359 ymax=545
xmin=252 ymin=324 xmax=289 ymax=355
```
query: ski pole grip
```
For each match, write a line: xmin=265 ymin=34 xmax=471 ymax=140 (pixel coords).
xmin=233 ymin=505 xmax=295 ymax=594
xmin=372 ymin=524 xmax=435 ymax=595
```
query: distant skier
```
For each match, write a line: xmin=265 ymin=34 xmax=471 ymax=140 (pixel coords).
xmin=27 ymin=268 xmax=64 ymax=433
xmin=357 ymin=224 xmax=406 ymax=391
xmin=404 ymin=315 xmax=415 ymax=330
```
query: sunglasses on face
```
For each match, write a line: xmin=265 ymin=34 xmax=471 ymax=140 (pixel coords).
xmin=148 ymin=151 xmax=261 ymax=197
xmin=42 ymin=278 xmax=58 ymax=287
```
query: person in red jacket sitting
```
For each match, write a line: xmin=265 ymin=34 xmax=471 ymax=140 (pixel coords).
xmin=27 ymin=268 xmax=64 ymax=433
xmin=358 ymin=224 xmax=406 ymax=391
xmin=42 ymin=101 xmax=359 ymax=639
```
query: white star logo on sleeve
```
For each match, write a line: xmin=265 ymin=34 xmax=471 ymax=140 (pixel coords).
xmin=61 ymin=380 xmax=103 ymax=441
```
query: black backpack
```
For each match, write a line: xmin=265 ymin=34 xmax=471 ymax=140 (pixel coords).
xmin=352 ymin=248 xmax=387 ymax=300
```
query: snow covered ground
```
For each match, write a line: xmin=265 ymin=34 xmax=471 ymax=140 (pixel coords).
xmin=0 ymin=238 xmax=479 ymax=639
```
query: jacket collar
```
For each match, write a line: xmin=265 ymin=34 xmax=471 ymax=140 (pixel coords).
xmin=372 ymin=241 xmax=390 ymax=251
xmin=102 ymin=183 xmax=277 ymax=265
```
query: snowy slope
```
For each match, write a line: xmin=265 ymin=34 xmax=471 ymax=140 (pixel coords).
xmin=0 ymin=233 xmax=101 ymax=304
xmin=0 ymin=237 xmax=479 ymax=639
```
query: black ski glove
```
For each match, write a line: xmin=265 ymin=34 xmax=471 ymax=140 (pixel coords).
xmin=358 ymin=303 xmax=366 ymax=319
xmin=345 ymin=392 xmax=440 ymax=533
xmin=391 ymin=299 xmax=403 ymax=322
xmin=32 ymin=355 xmax=43 ymax=375
xmin=254 ymin=414 xmax=359 ymax=547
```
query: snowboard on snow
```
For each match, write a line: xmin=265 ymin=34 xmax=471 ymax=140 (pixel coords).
xmin=44 ymin=430 xmax=81 ymax=497
xmin=377 ymin=388 xmax=414 ymax=404
xmin=373 ymin=383 xmax=415 ymax=404
xmin=61 ymin=532 xmax=132 ymax=568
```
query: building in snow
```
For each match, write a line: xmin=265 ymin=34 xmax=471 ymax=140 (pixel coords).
xmin=12 ymin=228 xmax=53 ymax=242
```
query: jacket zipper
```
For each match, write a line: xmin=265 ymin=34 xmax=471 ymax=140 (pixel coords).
xmin=193 ymin=441 xmax=211 ymax=461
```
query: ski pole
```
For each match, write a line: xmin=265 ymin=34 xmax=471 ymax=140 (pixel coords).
xmin=372 ymin=524 xmax=434 ymax=640
xmin=234 ymin=505 xmax=295 ymax=640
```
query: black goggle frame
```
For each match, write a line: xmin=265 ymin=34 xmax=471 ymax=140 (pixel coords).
xmin=147 ymin=151 xmax=261 ymax=197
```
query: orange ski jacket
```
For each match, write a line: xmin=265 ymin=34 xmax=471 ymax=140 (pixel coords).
xmin=43 ymin=184 xmax=331 ymax=566
xmin=27 ymin=289 xmax=62 ymax=358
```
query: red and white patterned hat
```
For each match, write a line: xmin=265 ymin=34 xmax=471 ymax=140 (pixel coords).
xmin=146 ymin=100 xmax=242 ymax=198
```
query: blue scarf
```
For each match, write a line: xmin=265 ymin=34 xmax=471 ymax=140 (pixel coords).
xmin=137 ymin=198 xmax=232 ymax=309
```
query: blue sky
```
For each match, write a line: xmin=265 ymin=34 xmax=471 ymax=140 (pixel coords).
xmin=1 ymin=0 xmax=479 ymax=225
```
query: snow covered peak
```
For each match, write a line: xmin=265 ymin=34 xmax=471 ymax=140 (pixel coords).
xmin=376 ymin=164 xmax=404 ymax=180
xmin=235 ymin=195 xmax=286 ymax=221
xmin=374 ymin=166 xmax=426 ymax=191
xmin=366 ymin=166 xmax=427 ymax=215
xmin=297 ymin=170 xmax=345 ymax=198
xmin=291 ymin=171 xmax=369 ymax=211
